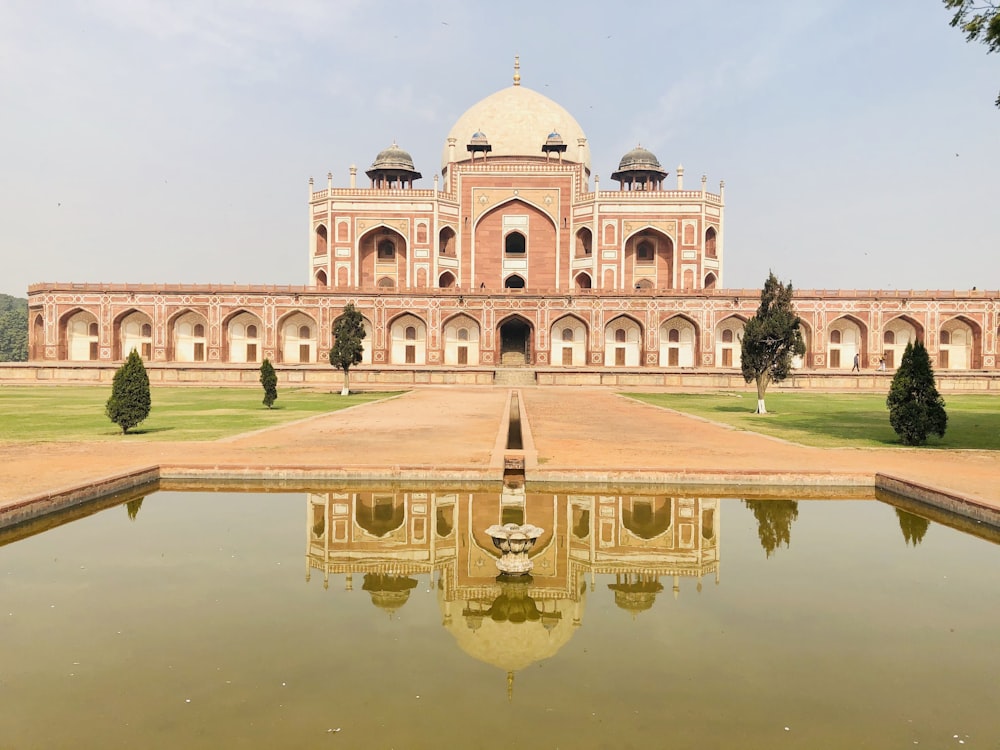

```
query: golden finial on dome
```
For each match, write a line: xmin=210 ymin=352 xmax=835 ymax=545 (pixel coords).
xmin=507 ymin=670 xmax=515 ymax=701
xmin=513 ymin=55 xmax=520 ymax=87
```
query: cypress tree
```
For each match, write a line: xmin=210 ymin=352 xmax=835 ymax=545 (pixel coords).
xmin=740 ymin=272 xmax=806 ymax=413
xmin=105 ymin=350 xmax=151 ymax=434
xmin=743 ymin=499 xmax=799 ymax=558
xmin=260 ymin=358 xmax=278 ymax=408
xmin=329 ymin=303 xmax=366 ymax=396
xmin=886 ymin=340 xmax=947 ymax=445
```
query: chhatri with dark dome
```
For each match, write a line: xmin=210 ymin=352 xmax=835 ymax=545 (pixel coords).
xmin=24 ymin=58 xmax=996 ymax=385
xmin=365 ymin=142 xmax=422 ymax=188
xmin=611 ymin=145 xmax=670 ymax=191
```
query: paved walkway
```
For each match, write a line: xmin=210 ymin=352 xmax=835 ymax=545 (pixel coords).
xmin=1 ymin=387 xmax=998 ymax=510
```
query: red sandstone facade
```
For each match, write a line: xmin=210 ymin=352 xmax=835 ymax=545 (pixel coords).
xmin=23 ymin=68 xmax=999 ymax=380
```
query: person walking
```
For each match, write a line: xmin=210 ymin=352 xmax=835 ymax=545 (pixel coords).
xmin=852 ymin=353 xmax=860 ymax=372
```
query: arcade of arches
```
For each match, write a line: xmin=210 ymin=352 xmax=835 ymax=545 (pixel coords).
xmin=40 ymin=296 xmax=995 ymax=373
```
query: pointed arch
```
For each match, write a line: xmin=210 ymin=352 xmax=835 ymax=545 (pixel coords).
xmin=113 ymin=308 xmax=153 ymax=361
xmin=659 ymin=314 xmax=699 ymax=367
xmin=166 ymin=308 xmax=209 ymax=363
xmin=60 ymin=307 xmax=100 ymax=361
xmin=358 ymin=225 xmax=408 ymax=289
xmin=604 ymin=314 xmax=643 ymax=366
xmin=715 ymin=315 xmax=746 ymax=369
xmin=31 ymin=312 xmax=45 ymax=360
xmin=314 ymin=223 xmax=328 ymax=256
xmin=277 ymin=310 xmax=317 ymax=364
xmin=550 ymin=314 xmax=589 ymax=367
xmin=939 ymin=315 xmax=981 ymax=369
xmin=622 ymin=497 xmax=672 ymax=540
xmin=574 ymin=272 xmax=592 ymax=289
xmin=624 ymin=227 xmax=674 ymax=290
xmin=473 ymin=195 xmax=556 ymax=230
xmin=504 ymin=274 xmax=526 ymax=289
xmin=496 ymin=313 xmax=534 ymax=366
xmin=439 ymin=225 xmax=457 ymax=257
xmin=826 ymin=314 xmax=868 ymax=369
xmin=223 ymin=309 xmax=263 ymax=363
xmin=575 ymin=226 xmax=593 ymax=258
xmin=439 ymin=270 xmax=457 ymax=289
xmin=794 ymin=319 xmax=812 ymax=369
xmin=314 ymin=268 xmax=328 ymax=287
xmin=880 ymin=315 xmax=923 ymax=370
xmin=388 ymin=313 xmax=427 ymax=365
xmin=705 ymin=226 xmax=718 ymax=258
xmin=442 ymin=313 xmax=481 ymax=365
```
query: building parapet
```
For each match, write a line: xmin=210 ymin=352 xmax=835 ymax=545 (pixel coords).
xmin=310 ymin=188 xmax=450 ymax=201
xmin=26 ymin=282 xmax=996 ymax=299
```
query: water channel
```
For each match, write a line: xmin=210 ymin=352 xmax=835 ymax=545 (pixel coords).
xmin=1 ymin=487 xmax=998 ymax=748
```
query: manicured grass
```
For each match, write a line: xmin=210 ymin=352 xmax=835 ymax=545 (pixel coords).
xmin=625 ymin=391 xmax=1000 ymax=449
xmin=0 ymin=386 xmax=398 ymax=442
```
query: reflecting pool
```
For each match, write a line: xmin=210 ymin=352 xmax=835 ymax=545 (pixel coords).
xmin=1 ymin=488 xmax=998 ymax=749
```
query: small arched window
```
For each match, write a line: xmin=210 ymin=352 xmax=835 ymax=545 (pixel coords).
xmin=883 ymin=330 xmax=895 ymax=345
xmin=615 ymin=329 xmax=626 ymax=343
xmin=298 ymin=325 xmax=310 ymax=339
xmin=405 ymin=326 xmax=416 ymax=340
xmin=378 ymin=239 xmax=395 ymax=260
xmin=562 ymin=327 xmax=574 ymax=342
xmin=722 ymin=329 xmax=733 ymax=344
xmin=141 ymin=323 xmax=151 ymax=337
xmin=505 ymin=232 xmax=526 ymax=255
xmin=940 ymin=330 xmax=950 ymax=345
xmin=457 ymin=328 xmax=468 ymax=341
xmin=247 ymin=324 xmax=258 ymax=338
xmin=668 ymin=329 xmax=680 ymax=343
xmin=831 ymin=330 xmax=842 ymax=345
xmin=194 ymin=323 xmax=205 ymax=338
xmin=504 ymin=275 xmax=525 ymax=289
xmin=88 ymin=322 xmax=98 ymax=337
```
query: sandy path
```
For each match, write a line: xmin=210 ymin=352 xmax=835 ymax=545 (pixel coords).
xmin=1 ymin=386 xmax=998 ymax=509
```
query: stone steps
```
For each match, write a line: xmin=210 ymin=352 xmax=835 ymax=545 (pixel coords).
xmin=493 ymin=368 xmax=536 ymax=386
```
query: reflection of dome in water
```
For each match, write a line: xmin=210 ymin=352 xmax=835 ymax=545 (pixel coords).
xmin=363 ymin=573 xmax=418 ymax=614
xmin=439 ymin=579 xmax=585 ymax=673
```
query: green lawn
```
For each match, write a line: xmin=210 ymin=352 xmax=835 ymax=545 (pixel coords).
xmin=0 ymin=386 xmax=398 ymax=442
xmin=625 ymin=391 xmax=1000 ymax=449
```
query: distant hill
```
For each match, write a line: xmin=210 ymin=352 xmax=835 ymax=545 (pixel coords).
xmin=0 ymin=294 xmax=28 ymax=362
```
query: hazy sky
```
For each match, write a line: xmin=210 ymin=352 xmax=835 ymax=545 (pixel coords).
xmin=2 ymin=0 xmax=997 ymax=297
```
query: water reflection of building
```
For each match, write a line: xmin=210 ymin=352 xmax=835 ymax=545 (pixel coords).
xmin=306 ymin=491 xmax=720 ymax=691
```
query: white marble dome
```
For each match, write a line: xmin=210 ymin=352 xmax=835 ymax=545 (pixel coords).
xmin=442 ymin=85 xmax=589 ymax=172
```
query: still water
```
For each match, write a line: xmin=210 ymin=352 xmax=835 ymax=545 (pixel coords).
xmin=1 ymin=488 xmax=998 ymax=749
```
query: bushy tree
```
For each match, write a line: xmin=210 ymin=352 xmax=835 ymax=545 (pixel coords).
xmin=106 ymin=350 xmax=151 ymax=434
xmin=329 ymin=303 xmax=366 ymax=396
xmin=887 ymin=340 xmax=948 ymax=445
xmin=740 ymin=272 xmax=806 ymax=414
xmin=944 ymin=0 xmax=1000 ymax=106
xmin=259 ymin=358 xmax=277 ymax=408
xmin=0 ymin=294 xmax=28 ymax=362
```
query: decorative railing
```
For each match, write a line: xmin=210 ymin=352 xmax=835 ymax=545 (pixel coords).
xmin=310 ymin=188 xmax=450 ymax=201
